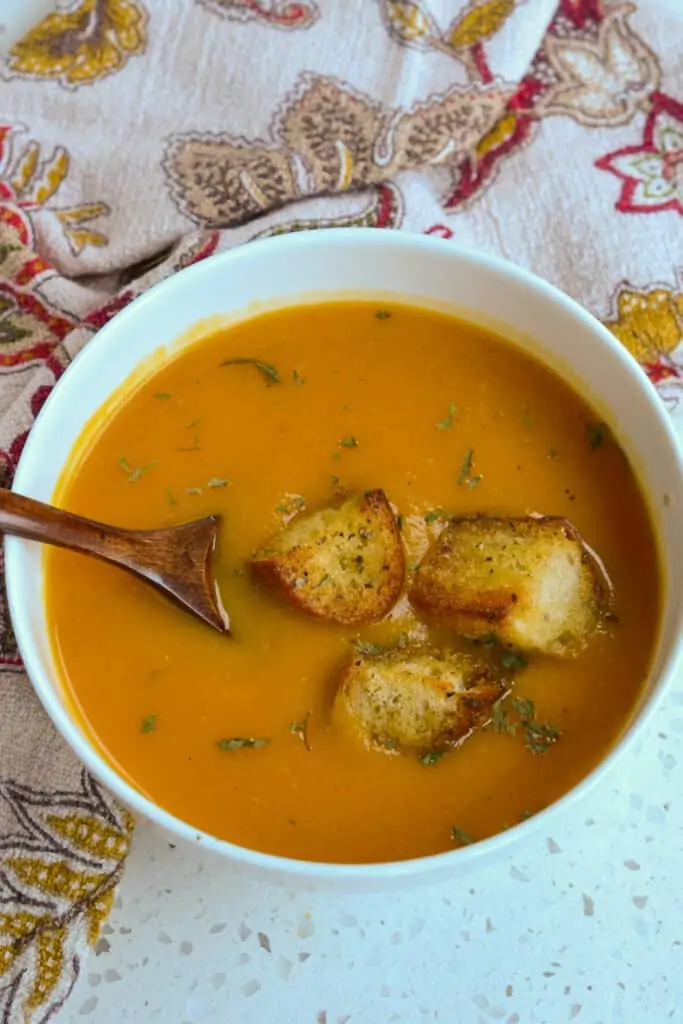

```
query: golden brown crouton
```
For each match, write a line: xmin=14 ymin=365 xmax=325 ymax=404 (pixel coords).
xmin=409 ymin=516 xmax=606 ymax=656
xmin=335 ymin=644 xmax=507 ymax=754
xmin=251 ymin=490 xmax=405 ymax=625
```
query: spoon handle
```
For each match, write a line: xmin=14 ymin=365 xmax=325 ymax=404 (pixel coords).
xmin=0 ymin=487 xmax=134 ymax=564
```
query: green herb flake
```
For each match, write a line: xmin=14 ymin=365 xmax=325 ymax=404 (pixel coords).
xmin=424 ymin=508 xmax=445 ymax=524
xmin=419 ymin=749 xmax=448 ymax=766
xmin=512 ymin=697 xmax=535 ymax=723
xmin=375 ymin=310 xmax=392 ymax=320
xmin=207 ymin=477 xmax=230 ymax=488
xmin=356 ymin=641 xmax=385 ymax=656
xmin=119 ymin=457 xmax=158 ymax=483
xmin=289 ymin=711 xmax=312 ymax=751
xmin=450 ymin=825 xmax=473 ymax=846
xmin=525 ymin=721 xmax=562 ymax=755
xmin=521 ymin=414 xmax=533 ymax=429
xmin=481 ymin=632 xmax=499 ymax=648
xmin=467 ymin=475 xmax=483 ymax=490
xmin=501 ymin=650 xmax=528 ymax=671
xmin=396 ymin=514 xmax=403 ymax=532
xmin=316 ymin=573 xmax=331 ymax=588
xmin=166 ymin=486 xmax=178 ymax=507
xmin=331 ymin=475 xmax=341 ymax=486
xmin=520 ymin=809 xmax=534 ymax=822
xmin=339 ymin=435 xmax=359 ymax=448
xmin=217 ymin=737 xmax=270 ymax=752
xmin=457 ymin=448 xmax=474 ymax=485
xmin=548 ymin=447 xmax=558 ymax=459
xmin=141 ymin=714 xmax=157 ymax=734
xmin=587 ymin=421 xmax=606 ymax=450
xmin=437 ymin=403 xmax=457 ymax=431
xmin=490 ymin=700 xmax=516 ymax=736
xmin=292 ymin=369 xmax=305 ymax=385
xmin=153 ymin=393 xmax=172 ymax=400
xmin=221 ymin=357 xmax=281 ymax=385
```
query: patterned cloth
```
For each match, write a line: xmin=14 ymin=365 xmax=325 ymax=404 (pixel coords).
xmin=0 ymin=0 xmax=681 ymax=1016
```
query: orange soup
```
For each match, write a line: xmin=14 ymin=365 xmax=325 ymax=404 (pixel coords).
xmin=45 ymin=302 xmax=661 ymax=863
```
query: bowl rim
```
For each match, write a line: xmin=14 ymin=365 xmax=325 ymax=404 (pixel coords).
xmin=7 ymin=227 xmax=683 ymax=881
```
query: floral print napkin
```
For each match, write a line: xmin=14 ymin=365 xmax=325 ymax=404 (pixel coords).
xmin=0 ymin=0 xmax=681 ymax=1017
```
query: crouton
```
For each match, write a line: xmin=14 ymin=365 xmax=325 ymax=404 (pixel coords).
xmin=251 ymin=490 xmax=405 ymax=625
xmin=335 ymin=644 xmax=507 ymax=754
xmin=409 ymin=516 xmax=606 ymax=656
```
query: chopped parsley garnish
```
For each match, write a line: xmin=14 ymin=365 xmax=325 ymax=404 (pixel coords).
xmin=119 ymin=457 xmax=158 ymax=483
xmin=356 ymin=641 xmax=385 ymax=656
xmin=221 ymin=357 xmax=281 ymax=385
xmin=521 ymin=414 xmax=532 ymax=429
xmin=525 ymin=721 xmax=562 ymax=755
xmin=489 ymin=696 xmax=561 ymax=755
xmin=424 ymin=508 xmax=446 ymax=524
xmin=419 ymin=749 xmax=448 ymax=766
xmin=292 ymin=369 xmax=305 ymax=385
xmin=450 ymin=826 xmax=473 ymax=846
xmin=289 ymin=711 xmax=312 ymax=751
xmin=207 ymin=477 xmax=230 ymax=488
xmin=491 ymin=700 xmax=516 ymax=735
xmin=331 ymin=475 xmax=341 ymax=486
xmin=140 ymin=714 xmax=157 ymax=733
xmin=153 ymin=393 xmax=172 ymax=400
xmin=437 ymin=403 xmax=457 ymax=431
xmin=481 ymin=632 xmax=498 ymax=648
xmin=548 ymin=447 xmax=558 ymax=459
xmin=467 ymin=475 xmax=483 ymax=489
xmin=339 ymin=435 xmax=359 ymax=448
xmin=457 ymin=448 xmax=474 ymax=486
xmin=186 ymin=419 xmax=201 ymax=429
xmin=166 ymin=486 xmax=178 ymax=507
xmin=512 ymin=697 xmax=535 ymax=722
xmin=501 ymin=650 xmax=528 ymax=670
xmin=375 ymin=310 xmax=392 ymax=320
xmin=396 ymin=514 xmax=403 ymax=531
xmin=216 ymin=737 xmax=270 ymax=752
xmin=587 ymin=421 xmax=606 ymax=450
xmin=316 ymin=573 xmax=331 ymax=588
xmin=277 ymin=494 xmax=306 ymax=517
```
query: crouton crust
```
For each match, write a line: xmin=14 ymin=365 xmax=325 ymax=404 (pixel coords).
xmin=251 ymin=490 xmax=405 ymax=625
xmin=409 ymin=515 xmax=606 ymax=656
xmin=335 ymin=643 xmax=507 ymax=754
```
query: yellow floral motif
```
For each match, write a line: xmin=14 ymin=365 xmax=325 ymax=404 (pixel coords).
xmin=7 ymin=0 xmax=148 ymax=88
xmin=384 ymin=0 xmax=438 ymax=44
xmin=448 ymin=0 xmax=515 ymax=49
xmin=1 ymin=130 xmax=109 ymax=256
xmin=604 ymin=285 xmax=683 ymax=364
xmin=25 ymin=927 xmax=65 ymax=1011
xmin=48 ymin=813 xmax=131 ymax=860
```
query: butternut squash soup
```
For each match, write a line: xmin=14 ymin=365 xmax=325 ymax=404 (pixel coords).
xmin=45 ymin=302 xmax=661 ymax=863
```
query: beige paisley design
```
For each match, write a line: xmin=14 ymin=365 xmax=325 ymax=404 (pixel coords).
xmin=535 ymin=4 xmax=660 ymax=126
xmin=164 ymin=73 xmax=510 ymax=226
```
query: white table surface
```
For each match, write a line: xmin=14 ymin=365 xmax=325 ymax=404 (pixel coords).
xmin=2 ymin=3 xmax=681 ymax=1022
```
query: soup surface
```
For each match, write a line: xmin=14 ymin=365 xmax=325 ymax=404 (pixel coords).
xmin=46 ymin=302 xmax=661 ymax=863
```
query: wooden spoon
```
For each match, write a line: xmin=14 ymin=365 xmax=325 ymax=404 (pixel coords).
xmin=0 ymin=488 xmax=230 ymax=633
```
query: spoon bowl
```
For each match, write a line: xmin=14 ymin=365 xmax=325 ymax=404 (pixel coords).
xmin=0 ymin=488 xmax=229 ymax=633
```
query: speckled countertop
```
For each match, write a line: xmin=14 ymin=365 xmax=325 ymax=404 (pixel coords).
xmin=2 ymin=4 xmax=681 ymax=1022
xmin=66 ymin=690 xmax=682 ymax=1023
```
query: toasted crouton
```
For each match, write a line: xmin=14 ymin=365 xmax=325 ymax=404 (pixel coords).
xmin=335 ymin=644 xmax=507 ymax=754
xmin=251 ymin=490 xmax=405 ymax=625
xmin=409 ymin=516 xmax=606 ymax=656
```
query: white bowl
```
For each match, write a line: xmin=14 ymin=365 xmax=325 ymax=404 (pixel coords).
xmin=6 ymin=229 xmax=683 ymax=887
